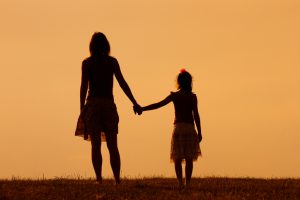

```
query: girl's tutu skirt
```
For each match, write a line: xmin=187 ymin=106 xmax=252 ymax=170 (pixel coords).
xmin=75 ymin=97 xmax=119 ymax=142
xmin=170 ymin=122 xmax=201 ymax=162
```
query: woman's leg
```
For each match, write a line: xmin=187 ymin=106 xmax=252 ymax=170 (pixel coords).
xmin=185 ymin=158 xmax=193 ymax=186
xmin=91 ymin=137 xmax=102 ymax=182
xmin=174 ymin=159 xmax=183 ymax=187
xmin=106 ymin=133 xmax=121 ymax=184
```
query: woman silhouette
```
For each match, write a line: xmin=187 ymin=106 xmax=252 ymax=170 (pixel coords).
xmin=75 ymin=32 xmax=140 ymax=184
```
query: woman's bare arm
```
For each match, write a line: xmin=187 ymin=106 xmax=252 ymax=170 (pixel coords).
xmin=80 ymin=60 xmax=89 ymax=110
xmin=114 ymin=59 xmax=139 ymax=106
xmin=142 ymin=95 xmax=172 ymax=111
xmin=193 ymin=95 xmax=202 ymax=142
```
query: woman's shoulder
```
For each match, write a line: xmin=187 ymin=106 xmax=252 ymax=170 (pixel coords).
xmin=103 ymin=56 xmax=119 ymax=67
xmin=82 ymin=56 xmax=119 ymax=68
xmin=81 ymin=57 xmax=91 ymax=70
xmin=103 ymin=55 xmax=118 ymax=63
xmin=82 ymin=56 xmax=93 ymax=65
xmin=83 ymin=55 xmax=118 ymax=61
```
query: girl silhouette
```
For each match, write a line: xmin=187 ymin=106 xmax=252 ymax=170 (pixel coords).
xmin=137 ymin=69 xmax=202 ymax=189
xmin=75 ymin=32 xmax=141 ymax=185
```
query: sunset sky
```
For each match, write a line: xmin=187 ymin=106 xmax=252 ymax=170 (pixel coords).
xmin=0 ymin=0 xmax=299 ymax=179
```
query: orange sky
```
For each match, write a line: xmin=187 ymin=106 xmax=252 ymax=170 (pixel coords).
xmin=0 ymin=0 xmax=299 ymax=178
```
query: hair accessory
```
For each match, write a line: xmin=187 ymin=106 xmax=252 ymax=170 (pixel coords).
xmin=180 ymin=68 xmax=187 ymax=73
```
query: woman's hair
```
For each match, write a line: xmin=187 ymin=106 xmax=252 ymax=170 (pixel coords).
xmin=89 ymin=32 xmax=110 ymax=56
xmin=177 ymin=69 xmax=192 ymax=92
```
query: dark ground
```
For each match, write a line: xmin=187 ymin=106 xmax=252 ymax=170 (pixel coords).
xmin=0 ymin=177 xmax=299 ymax=200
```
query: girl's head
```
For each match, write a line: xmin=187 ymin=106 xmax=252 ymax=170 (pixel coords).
xmin=89 ymin=32 xmax=110 ymax=56
xmin=177 ymin=69 xmax=192 ymax=92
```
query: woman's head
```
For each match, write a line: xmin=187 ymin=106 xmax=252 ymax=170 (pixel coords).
xmin=177 ymin=69 xmax=192 ymax=92
xmin=89 ymin=32 xmax=110 ymax=56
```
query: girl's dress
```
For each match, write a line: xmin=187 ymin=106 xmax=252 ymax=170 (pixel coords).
xmin=170 ymin=91 xmax=201 ymax=162
xmin=170 ymin=122 xmax=201 ymax=162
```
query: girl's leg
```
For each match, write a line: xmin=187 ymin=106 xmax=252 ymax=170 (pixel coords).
xmin=185 ymin=158 xmax=193 ymax=186
xmin=174 ymin=159 xmax=183 ymax=187
xmin=106 ymin=133 xmax=121 ymax=184
xmin=91 ymin=137 xmax=102 ymax=182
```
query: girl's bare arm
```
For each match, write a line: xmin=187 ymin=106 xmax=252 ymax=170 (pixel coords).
xmin=142 ymin=95 xmax=172 ymax=111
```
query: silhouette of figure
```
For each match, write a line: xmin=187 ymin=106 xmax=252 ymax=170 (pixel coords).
xmin=134 ymin=69 xmax=202 ymax=189
xmin=75 ymin=32 xmax=141 ymax=184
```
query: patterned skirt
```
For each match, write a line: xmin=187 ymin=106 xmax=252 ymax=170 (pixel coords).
xmin=170 ymin=122 xmax=201 ymax=162
xmin=75 ymin=97 xmax=119 ymax=141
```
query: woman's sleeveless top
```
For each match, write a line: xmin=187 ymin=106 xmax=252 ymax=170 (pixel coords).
xmin=85 ymin=56 xmax=115 ymax=99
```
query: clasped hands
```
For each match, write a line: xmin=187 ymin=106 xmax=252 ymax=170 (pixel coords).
xmin=133 ymin=104 xmax=143 ymax=115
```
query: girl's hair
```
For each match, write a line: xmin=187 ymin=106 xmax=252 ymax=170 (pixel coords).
xmin=177 ymin=70 xmax=192 ymax=92
xmin=89 ymin=32 xmax=110 ymax=56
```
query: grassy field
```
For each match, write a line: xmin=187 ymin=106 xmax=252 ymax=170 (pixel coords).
xmin=0 ymin=177 xmax=299 ymax=200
